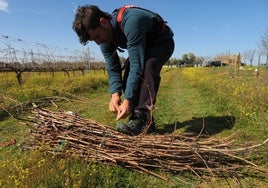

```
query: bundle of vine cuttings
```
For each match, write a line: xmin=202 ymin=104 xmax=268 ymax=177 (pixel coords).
xmin=27 ymin=105 xmax=268 ymax=184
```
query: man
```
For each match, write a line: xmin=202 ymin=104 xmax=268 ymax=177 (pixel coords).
xmin=73 ymin=5 xmax=174 ymax=136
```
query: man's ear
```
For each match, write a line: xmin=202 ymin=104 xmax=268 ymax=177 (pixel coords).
xmin=99 ymin=18 xmax=107 ymax=26
xmin=99 ymin=17 xmax=108 ymax=30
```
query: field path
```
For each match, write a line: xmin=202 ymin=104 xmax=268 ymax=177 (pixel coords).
xmin=156 ymin=68 xmax=233 ymax=135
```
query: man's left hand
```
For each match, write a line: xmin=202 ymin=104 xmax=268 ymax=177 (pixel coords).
xmin=116 ymin=99 xmax=131 ymax=120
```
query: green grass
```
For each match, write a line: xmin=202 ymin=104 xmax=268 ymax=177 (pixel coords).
xmin=0 ymin=68 xmax=268 ymax=187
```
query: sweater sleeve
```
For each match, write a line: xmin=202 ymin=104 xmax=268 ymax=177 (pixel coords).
xmin=100 ymin=44 xmax=122 ymax=95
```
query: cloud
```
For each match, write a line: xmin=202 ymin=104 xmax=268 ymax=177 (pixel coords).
xmin=0 ymin=0 xmax=8 ymax=12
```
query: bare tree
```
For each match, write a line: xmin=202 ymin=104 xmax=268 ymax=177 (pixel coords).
xmin=259 ymin=29 xmax=268 ymax=67
xmin=242 ymin=50 xmax=255 ymax=66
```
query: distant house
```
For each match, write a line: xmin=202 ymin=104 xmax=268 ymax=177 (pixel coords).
xmin=205 ymin=53 xmax=245 ymax=67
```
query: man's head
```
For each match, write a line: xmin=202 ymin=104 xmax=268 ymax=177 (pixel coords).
xmin=72 ymin=5 xmax=113 ymax=45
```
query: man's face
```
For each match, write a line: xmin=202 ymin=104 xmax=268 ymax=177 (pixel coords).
xmin=87 ymin=20 xmax=114 ymax=45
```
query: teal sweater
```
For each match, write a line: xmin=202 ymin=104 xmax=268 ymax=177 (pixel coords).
xmin=100 ymin=7 xmax=173 ymax=100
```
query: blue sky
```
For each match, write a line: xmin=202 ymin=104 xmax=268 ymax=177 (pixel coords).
xmin=0 ymin=0 xmax=268 ymax=62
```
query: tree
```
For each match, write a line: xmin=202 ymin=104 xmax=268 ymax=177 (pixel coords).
xmin=259 ymin=28 xmax=268 ymax=66
xmin=195 ymin=56 xmax=205 ymax=67
xmin=166 ymin=57 xmax=179 ymax=67
xmin=180 ymin=53 xmax=196 ymax=66
xmin=242 ymin=50 xmax=255 ymax=66
xmin=188 ymin=53 xmax=196 ymax=65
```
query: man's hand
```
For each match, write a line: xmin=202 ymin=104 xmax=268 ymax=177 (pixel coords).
xmin=109 ymin=93 xmax=121 ymax=113
xmin=116 ymin=99 xmax=131 ymax=120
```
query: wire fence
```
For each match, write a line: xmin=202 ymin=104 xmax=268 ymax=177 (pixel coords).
xmin=0 ymin=35 xmax=102 ymax=72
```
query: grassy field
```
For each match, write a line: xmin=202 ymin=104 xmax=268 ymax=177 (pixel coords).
xmin=0 ymin=67 xmax=267 ymax=187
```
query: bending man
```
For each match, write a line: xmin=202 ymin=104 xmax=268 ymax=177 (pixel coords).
xmin=73 ymin=5 xmax=174 ymax=135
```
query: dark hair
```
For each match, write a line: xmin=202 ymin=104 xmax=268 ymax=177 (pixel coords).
xmin=72 ymin=5 xmax=111 ymax=45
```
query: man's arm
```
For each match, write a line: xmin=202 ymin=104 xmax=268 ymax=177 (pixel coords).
xmin=100 ymin=44 xmax=123 ymax=96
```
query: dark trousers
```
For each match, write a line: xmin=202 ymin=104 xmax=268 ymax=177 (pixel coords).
xmin=124 ymin=38 xmax=175 ymax=118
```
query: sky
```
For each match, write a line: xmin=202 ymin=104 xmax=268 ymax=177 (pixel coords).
xmin=0 ymin=0 xmax=268 ymax=62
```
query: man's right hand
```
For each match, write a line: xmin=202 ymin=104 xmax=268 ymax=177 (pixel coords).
xmin=109 ymin=93 xmax=121 ymax=113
